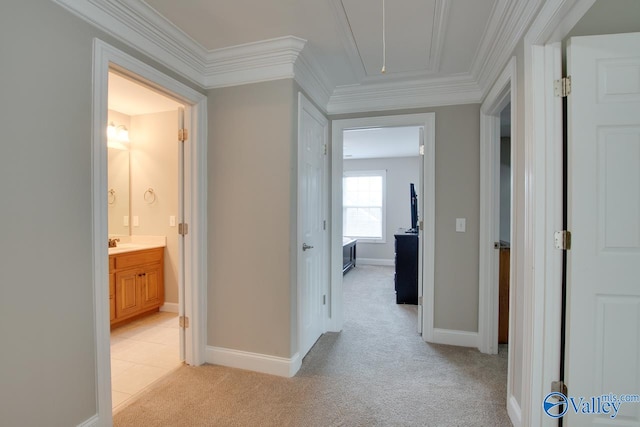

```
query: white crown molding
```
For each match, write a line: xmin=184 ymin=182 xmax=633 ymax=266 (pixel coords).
xmin=474 ymin=0 xmax=543 ymax=96
xmin=53 ymin=0 xmax=539 ymax=114
xmin=53 ymin=0 xmax=208 ymax=85
xmin=201 ymin=36 xmax=307 ymax=88
xmin=327 ymin=74 xmax=483 ymax=115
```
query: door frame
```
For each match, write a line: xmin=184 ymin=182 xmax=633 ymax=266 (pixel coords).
xmin=479 ymin=56 xmax=516 ymax=356
xmin=92 ymin=39 xmax=208 ymax=423
xmin=297 ymin=92 xmax=330 ymax=364
xmin=329 ymin=113 xmax=435 ymax=339
xmin=478 ymin=56 xmax=517 ymax=421
xmin=522 ymin=1 xmax=595 ymax=426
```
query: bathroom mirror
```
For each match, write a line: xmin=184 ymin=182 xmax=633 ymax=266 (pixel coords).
xmin=108 ymin=147 xmax=130 ymax=236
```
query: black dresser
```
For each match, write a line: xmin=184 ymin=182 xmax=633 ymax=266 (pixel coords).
xmin=394 ymin=230 xmax=418 ymax=304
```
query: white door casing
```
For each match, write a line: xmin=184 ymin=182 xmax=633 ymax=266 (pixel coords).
xmin=298 ymin=93 xmax=329 ymax=358
xmin=92 ymin=39 xmax=207 ymax=425
xmin=565 ymin=32 xmax=640 ymax=425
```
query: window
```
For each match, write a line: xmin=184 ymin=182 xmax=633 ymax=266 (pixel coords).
xmin=343 ymin=170 xmax=386 ymax=242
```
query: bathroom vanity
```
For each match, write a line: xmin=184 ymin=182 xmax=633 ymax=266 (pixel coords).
xmin=109 ymin=246 xmax=164 ymax=327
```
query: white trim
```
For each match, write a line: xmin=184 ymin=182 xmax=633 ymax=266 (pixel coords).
xmin=327 ymin=74 xmax=483 ymax=115
xmin=331 ymin=113 xmax=435 ymax=340
xmin=356 ymin=258 xmax=394 ymax=267
xmin=521 ymin=1 xmax=595 ymax=426
xmin=507 ymin=395 xmax=522 ymax=427
xmin=431 ymin=328 xmax=479 ymax=348
xmin=54 ymin=0 xmax=540 ymax=115
xmin=206 ymin=346 xmax=302 ymax=378
xmin=160 ymin=302 xmax=179 ymax=313
xmin=92 ymin=39 xmax=207 ymax=424
xmin=478 ymin=54 xmax=516 ymax=375
xmin=77 ymin=414 xmax=99 ymax=427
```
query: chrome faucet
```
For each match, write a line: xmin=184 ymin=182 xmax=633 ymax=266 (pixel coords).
xmin=108 ymin=238 xmax=120 ymax=248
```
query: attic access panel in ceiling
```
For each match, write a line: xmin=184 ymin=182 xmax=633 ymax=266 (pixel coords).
xmin=341 ymin=0 xmax=437 ymax=76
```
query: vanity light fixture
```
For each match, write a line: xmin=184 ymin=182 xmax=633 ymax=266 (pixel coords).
xmin=107 ymin=121 xmax=130 ymax=150
xmin=107 ymin=121 xmax=130 ymax=142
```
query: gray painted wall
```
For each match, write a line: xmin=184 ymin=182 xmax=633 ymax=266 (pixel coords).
xmin=0 ymin=1 xmax=204 ymax=425
xmin=332 ymin=104 xmax=481 ymax=333
xmin=207 ymin=80 xmax=299 ymax=358
xmin=343 ymin=157 xmax=420 ymax=262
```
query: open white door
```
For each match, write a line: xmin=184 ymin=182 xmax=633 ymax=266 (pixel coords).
xmin=417 ymin=128 xmax=424 ymax=334
xmin=564 ymin=32 xmax=640 ymax=425
xmin=177 ymin=107 xmax=186 ymax=362
xmin=298 ymin=93 xmax=329 ymax=358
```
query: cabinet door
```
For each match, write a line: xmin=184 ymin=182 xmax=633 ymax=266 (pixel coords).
xmin=115 ymin=268 xmax=141 ymax=319
xmin=141 ymin=263 xmax=164 ymax=309
xmin=109 ymin=273 xmax=116 ymax=322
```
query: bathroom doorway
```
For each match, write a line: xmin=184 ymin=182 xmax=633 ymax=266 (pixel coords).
xmin=107 ymin=70 xmax=184 ymax=412
xmin=91 ymin=39 xmax=208 ymax=424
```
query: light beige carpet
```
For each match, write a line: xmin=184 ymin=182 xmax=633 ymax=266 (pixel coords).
xmin=114 ymin=265 xmax=511 ymax=426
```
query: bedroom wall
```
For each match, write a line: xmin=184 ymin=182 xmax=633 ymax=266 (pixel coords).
xmin=343 ymin=156 xmax=420 ymax=263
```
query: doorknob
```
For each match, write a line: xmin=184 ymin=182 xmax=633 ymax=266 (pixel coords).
xmin=302 ymin=243 xmax=314 ymax=251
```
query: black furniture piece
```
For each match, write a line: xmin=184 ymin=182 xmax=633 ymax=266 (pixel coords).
xmin=342 ymin=237 xmax=357 ymax=274
xmin=394 ymin=229 xmax=418 ymax=304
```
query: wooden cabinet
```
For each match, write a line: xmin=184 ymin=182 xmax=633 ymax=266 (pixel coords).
xmin=109 ymin=247 xmax=164 ymax=327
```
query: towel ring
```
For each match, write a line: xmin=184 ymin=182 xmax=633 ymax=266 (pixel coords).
xmin=108 ymin=189 xmax=116 ymax=205
xmin=144 ymin=188 xmax=156 ymax=204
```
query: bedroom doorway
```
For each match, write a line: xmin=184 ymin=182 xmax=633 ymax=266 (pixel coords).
xmin=330 ymin=113 xmax=435 ymax=339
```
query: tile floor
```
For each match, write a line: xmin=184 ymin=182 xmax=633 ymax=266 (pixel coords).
xmin=110 ymin=311 xmax=182 ymax=412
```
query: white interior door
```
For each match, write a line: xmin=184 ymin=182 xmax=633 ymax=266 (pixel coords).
xmin=565 ymin=32 xmax=640 ymax=425
xmin=177 ymin=107 xmax=186 ymax=363
xmin=298 ymin=93 xmax=328 ymax=358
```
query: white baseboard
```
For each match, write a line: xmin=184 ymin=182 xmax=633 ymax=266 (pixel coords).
xmin=507 ymin=394 xmax=522 ymax=427
xmin=206 ymin=346 xmax=301 ymax=378
xmin=77 ymin=414 xmax=99 ymax=427
xmin=430 ymin=328 xmax=479 ymax=348
xmin=160 ymin=302 xmax=179 ymax=313
xmin=356 ymin=258 xmax=394 ymax=266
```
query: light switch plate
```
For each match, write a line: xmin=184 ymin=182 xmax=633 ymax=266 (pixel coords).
xmin=456 ymin=218 xmax=466 ymax=232
xmin=123 ymin=216 xmax=129 ymax=227
xmin=133 ymin=216 xmax=139 ymax=227
xmin=169 ymin=215 xmax=176 ymax=227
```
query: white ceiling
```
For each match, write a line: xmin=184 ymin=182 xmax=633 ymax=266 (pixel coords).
xmin=343 ymin=126 xmax=421 ymax=159
xmin=108 ymin=72 xmax=183 ymax=116
xmin=57 ymin=0 xmax=540 ymax=113
xmin=145 ymin=0 xmax=499 ymax=87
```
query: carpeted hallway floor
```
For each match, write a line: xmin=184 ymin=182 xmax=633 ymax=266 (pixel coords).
xmin=114 ymin=265 xmax=511 ymax=426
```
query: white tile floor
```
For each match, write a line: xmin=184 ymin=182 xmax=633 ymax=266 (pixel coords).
xmin=110 ymin=311 xmax=182 ymax=412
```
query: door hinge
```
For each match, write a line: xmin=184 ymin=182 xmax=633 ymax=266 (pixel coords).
xmin=178 ymin=223 xmax=189 ymax=236
xmin=323 ymin=220 xmax=327 ymax=230
xmin=554 ymin=230 xmax=571 ymax=250
xmin=554 ymin=76 xmax=571 ymax=97
xmin=179 ymin=316 xmax=190 ymax=328
xmin=323 ymin=295 xmax=327 ymax=305
xmin=419 ymin=220 xmax=424 ymax=231
xmin=178 ymin=128 xmax=188 ymax=142
xmin=419 ymin=145 xmax=425 ymax=156
xmin=418 ymin=296 xmax=423 ymax=306
xmin=323 ymin=144 xmax=328 ymax=155
xmin=551 ymin=380 xmax=568 ymax=396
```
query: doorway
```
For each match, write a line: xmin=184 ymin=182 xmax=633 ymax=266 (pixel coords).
xmin=107 ymin=70 xmax=184 ymax=411
xmin=330 ymin=113 xmax=435 ymax=339
xmin=92 ymin=39 xmax=207 ymax=425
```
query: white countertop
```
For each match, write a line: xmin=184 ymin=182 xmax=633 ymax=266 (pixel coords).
xmin=108 ymin=235 xmax=166 ymax=255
